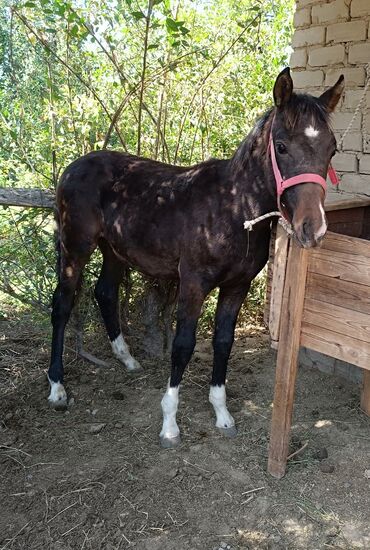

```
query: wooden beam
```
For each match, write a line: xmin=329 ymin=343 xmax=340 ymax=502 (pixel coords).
xmin=301 ymin=324 xmax=370 ymax=371
xmin=308 ymin=248 xmax=370 ymax=286
xmin=303 ymin=298 xmax=370 ymax=344
xmin=0 ymin=187 xmax=55 ymax=209
xmin=268 ymin=240 xmax=309 ymax=479
xmin=306 ymin=272 xmax=370 ymax=316
xmin=268 ymin=224 xmax=290 ymax=344
xmin=361 ymin=371 xmax=370 ymax=417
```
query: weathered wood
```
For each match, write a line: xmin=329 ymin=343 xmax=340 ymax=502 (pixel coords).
xmin=308 ymin=248 xmax=370 ymax=286
xmin=268 ymin=240 xmax=309 ymax=479
xmin=303 ymin=298 xmax=370 ymax=344
xmin=264 ymin=224 xmax=277 ymax=326
xmin=0 ymin=187 xmax=55 ymax=208
xmin=301 ymin=323 xmax=370 ymax=371
xmin=320 ymin=231 xmax=370 ymax=258
xmin=306 ymin=273 xmax=370 ymax=316
xmin=268 ymin=224 xmax=290 ymax=343
xmin=325 ymin=194 xmax=370 ymax=212
xmin=360 ymin=370 xmax=370 ymax=416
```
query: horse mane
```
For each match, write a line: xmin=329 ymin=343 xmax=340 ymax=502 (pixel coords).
xmin=230 ymin=92 xmax=330 ymax=175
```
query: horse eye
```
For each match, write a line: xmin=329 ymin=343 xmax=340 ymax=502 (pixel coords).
xmin=276 ymin=143 xmax=287 ymax=155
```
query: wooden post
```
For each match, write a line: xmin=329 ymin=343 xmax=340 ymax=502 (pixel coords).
xmin=360 ymin=370 xmax=370 ymax=417
xmin=268 ymin=240 xmax=309 ymax=479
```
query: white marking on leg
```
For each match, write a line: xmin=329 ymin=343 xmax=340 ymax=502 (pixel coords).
xmin=305 ymin=125 xmax=319 ymax=138
xmin=111 ymin=333 xmax=141 ymax=371
xmin=48 ymin=376 xmax=67 ymax=405
xmin=209 ymin=385 xmax=235 ymax=429
xmin=314 ymin=202 xmax=328 ymax=241
xmin=160 ymin=384 xmax=180 ymax=440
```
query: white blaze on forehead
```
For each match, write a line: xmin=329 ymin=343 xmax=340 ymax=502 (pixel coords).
xmin=305 ymin=125 xmax=319 ymax=138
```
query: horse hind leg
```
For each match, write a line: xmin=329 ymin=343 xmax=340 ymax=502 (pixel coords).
xmin=94 ymin=240 xmax=141 ymax=372
xmin=48 ymin=212 xmax=100 ymax=408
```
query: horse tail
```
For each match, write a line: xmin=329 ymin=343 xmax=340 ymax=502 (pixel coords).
xmin=53 ymin=206 xmax=62 ymax=283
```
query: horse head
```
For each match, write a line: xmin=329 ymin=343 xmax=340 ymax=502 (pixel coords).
xmin=271 ymin=67 xmax=344 ymax=248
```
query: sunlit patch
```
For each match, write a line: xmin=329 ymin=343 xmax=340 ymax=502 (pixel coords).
xmin=237 ymin=530 xmax=268 ymax=544
xmin=113 ymin=220 xmax=122 ymax=236
xmin=315 ymin=419 xmax=332 ymax=428
xmin=65 ymin=266 xmax=73 ymax=277
xmin=305 ymin=125 xmax=319 ymax=138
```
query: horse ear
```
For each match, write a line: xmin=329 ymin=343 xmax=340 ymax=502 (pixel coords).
xmin=273 ymin=67 xmax=293 ymax=108
xmin=319 ymin=75 xmax=344 ymax=112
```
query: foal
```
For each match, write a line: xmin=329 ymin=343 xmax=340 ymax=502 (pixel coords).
xmin=48 ymin=68 xmax=344 ymax=447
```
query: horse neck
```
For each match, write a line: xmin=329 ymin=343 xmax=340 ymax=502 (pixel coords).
xmin=228 ymin=110 xmax=277 ymax=219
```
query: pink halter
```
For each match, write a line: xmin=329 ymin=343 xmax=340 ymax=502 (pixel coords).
xmin=269 ymin=126 xmax=339 ymax=213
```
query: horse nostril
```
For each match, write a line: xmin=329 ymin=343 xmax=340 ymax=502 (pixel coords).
xmin=302 ymin=221 xmax=310 ymax=239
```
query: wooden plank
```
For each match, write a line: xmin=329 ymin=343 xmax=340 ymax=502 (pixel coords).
xmin=327 ymin=208 xmax=364 ymax=238
xmin=321 ymin=231 xmax=370 ymax=259
xmin=301 ymin=323 xmax=370 ymax=371
xmin=268 ymin=241 xmax=309 ymax=479
xmin=308 ymin=249 xmax=370 ymax=287
xmin=303 ymin=298 xmax=370 ymax=344
xmin=360 ymin=371 xmax=370 ymax=417
xmin=0 ymin=187 xmax=55 ymax=208
xmin=264 ymin=224 xmax=277 ymax=326
xmin=268 ymin=224 xmax=290 ymax=344
xmin=306 ymin=273 xmax=370 ymax=316
xmin=325 ymin=194 xmax=370 ymax=212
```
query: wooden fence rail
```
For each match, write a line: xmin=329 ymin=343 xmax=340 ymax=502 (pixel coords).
xmin=0 ymin=187 xmax=55 ymax=209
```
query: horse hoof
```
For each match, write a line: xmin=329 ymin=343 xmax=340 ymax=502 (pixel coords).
xmin=127 ymin=362 xmax=143 ymax=375
xmin=48 ymin=382 xmax=68 ymax=411
xmin=126 ymin=359 xmax=143 ymax=373
xmin=218 ymin=425 xmax=237 ymax=438
xmin=160 ymin=434 xmax=181 ymax=449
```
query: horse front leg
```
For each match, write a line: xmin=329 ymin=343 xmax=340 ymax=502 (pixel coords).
xmin=209 ymin=282 xmax=250 ymax=437
xmin=159 ymin=275 xmax=208 ymax=448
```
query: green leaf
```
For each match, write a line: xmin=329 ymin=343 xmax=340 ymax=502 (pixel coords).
xmin=131 ymin=10 xmax=145 ymax=20
xmin=165 ymin=17 xmax=178 ymax=33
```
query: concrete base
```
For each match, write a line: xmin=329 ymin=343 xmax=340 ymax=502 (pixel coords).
xmin=299 ymin=347 xmax=363 ymax=385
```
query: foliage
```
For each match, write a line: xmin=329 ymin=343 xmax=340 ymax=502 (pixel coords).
xmin=0 ymin=0 xmax=294 ymax=326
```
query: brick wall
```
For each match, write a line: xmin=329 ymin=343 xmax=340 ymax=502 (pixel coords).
xmin=291 ymin=0 xmax=370 ymax=196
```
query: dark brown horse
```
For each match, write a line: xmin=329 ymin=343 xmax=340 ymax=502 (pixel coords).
xmin=48 ymin=68 xmax=344 ymax=447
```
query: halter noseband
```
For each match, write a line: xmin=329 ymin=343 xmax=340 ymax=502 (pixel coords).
xmin=269 ymin=119 xmax=339 ymax=216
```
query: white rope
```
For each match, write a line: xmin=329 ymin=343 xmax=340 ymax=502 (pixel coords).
xmin=339 ymin=62 xmax=370 ymax=151
xmin=243 ymin=211 xmax=295 ymax=235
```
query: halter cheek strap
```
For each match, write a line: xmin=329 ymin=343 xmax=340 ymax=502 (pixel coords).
xmin=269 ymin=128 xmax=339 ymax=215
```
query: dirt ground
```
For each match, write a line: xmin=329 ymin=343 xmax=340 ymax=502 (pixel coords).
xmin=1 ymin=312 xmax=370 ymax=550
